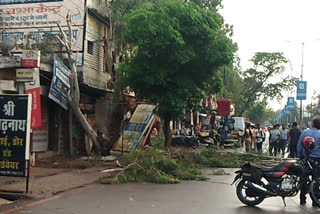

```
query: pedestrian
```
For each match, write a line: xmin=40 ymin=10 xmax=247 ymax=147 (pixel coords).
xmin=279 ymin=124 xmax=289 ymax=156
xmin=297 ymin=118 xmax=320 ymax=206
xmin=256 ymin=124 xmax=265 ymax=153
xmin=288 ymin=122 xmax=301 ymax=158
xmin=244 ymin=123 xmax=252 ymax=152
xmin=269 ymin=124 xmax=281 ymax=156
xmin=251 ymin=124 xmax=258 ymax=152
xmin=218 ymin=126 xmax=227 ymax=149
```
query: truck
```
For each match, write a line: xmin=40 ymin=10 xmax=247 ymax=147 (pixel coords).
xmin=216 ymin=99 xmax=244 ymax=147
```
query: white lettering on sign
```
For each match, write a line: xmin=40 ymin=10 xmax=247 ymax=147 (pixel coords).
xmin=3 ymin=101 xmax=15 ymax=117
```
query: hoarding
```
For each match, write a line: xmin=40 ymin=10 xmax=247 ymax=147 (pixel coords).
xmin=111 ymin=104 xmax=156 ymax=154
xmin=0 ymin=94 xmax=32 ymax=177
xmin=0 ymin=0 xmax=85 ymax=52
xmin=48 ymin=56 xmax=71 ymax=110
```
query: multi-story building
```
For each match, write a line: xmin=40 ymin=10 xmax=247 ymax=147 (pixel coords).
xmin=0 ymin=0 xmax=122 ymax=156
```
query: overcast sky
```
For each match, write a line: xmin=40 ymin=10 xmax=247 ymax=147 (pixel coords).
xmin=221 ymin=0 xmax=320 ymax=110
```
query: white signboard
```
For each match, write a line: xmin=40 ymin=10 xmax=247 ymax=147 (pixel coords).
xmin=16 ymin=68 xmax=35 ymax=82
xmin=0 ymin=0 xmax=85 ymax=52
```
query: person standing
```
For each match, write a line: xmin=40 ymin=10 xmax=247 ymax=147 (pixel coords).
xmin=256 ymin=124 xmax=265 ymax=153
xmin=279 ymin=124 xmax=289 ymax=156
xmin=218 ymin=126 xmax=227 ymax=149
xmin=269 ymin=124 xmax=281 ymax=156
xmin=297 ymin=118 xmax=320 ymax=206
xmin=288 ymin=122 xmax=301 ymax=158
xmin=244 ymin=123 xmax=252 ymax=152
xmin=251 ymin=124 xmax=258 ymax=152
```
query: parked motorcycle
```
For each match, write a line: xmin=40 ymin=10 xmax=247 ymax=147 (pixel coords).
xmin=171 ymin=135 xmax=199 ymax=149
xmin=232 ymin=137 xmax=320 ymax=207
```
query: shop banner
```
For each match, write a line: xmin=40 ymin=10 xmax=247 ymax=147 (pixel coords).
xmin=25 ymin=68 xmax=42 ymax=129
xmin=0 ymin=94 xmax=32 ymax=177
xmin=48 ymin=56 xmax=71 ymax=110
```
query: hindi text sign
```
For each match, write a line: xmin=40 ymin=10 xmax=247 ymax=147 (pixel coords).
xmin=0 ymin=95 xmax=32 ymax=177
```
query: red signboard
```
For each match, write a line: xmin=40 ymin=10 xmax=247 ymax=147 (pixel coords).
xmin=217 ymin=99 xmax=231 ymax=116
xmin=21 ymin=50 xmax=40 ymax=68
xmin=25 ymin=87 xmax=42 ymax=129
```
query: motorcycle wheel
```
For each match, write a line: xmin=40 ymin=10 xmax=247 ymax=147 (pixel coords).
xmin=310 ymin=180 xmax=320 ymax=207
xmin=236 ymin=180 xmax=265 ymax=206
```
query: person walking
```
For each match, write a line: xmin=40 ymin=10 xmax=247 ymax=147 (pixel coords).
xmin=244 ymin=123 xmax=252 ymax=152
xmin=279 ymin=124 xmax=289 ymax=156
xmin=269 ymin=124 xmax=281 ymax=156
xmin=297 ymin=118 xmax=320 ymax=206
xmin=256 ymin=124 xmax=265 ymax=153
xmin=288 ymin=122 xmax=301 ymax=158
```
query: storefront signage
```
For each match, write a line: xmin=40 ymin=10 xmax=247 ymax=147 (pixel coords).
xmin=48 ymin=56 xmax=71 ymax=110
xmin=21 ymin=50 xmax=40 ymax=68
xmin=0 ymin=94 xmax=32 ymax=177
xmin=0 ymin=0 xmax=63 ymax=5
xmin=25 ymin=68 xmax=42 ymax=129
xmin=0 ymin=1 xmax=84 ymax=52
xmin=16 ymin=68 xmax=34 ymax=82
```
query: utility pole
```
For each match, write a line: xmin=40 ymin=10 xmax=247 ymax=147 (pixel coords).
xmin=299 ymin=42 xmax=304 ymax=126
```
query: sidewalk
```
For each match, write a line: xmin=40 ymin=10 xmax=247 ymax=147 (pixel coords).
xmin=0 ymin=157 xmax=119 ymax=206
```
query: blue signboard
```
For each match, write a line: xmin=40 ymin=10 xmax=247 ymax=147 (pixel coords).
xmin=48 ymin=56 xmax=71 ymax=110
xmin=287 ymin=97 xmax=295 ymax=106
xmin=297 ymin=81 xmax=307 ymax=100
xmin=0 ymin=0 xmax=63 ymax=5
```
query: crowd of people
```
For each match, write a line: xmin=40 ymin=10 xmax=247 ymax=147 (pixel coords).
xmin=244 ymin=123 xmax=266 ymax=153
xmin=243 ymin=121 xmax=304 ymax=157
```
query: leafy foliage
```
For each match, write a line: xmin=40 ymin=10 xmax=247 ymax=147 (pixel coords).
xmin=100 ymin=146 xmax=282 ymax=184
xmin=100 ymin=148 xmax=208 ymax=184
xmin=245 ymin=102 xmax=266 ymax=124
xmin=187 ymin=0 xmax=223 ymax=11
xmin=237 ymin=52 xmax=298 ymax=116
xmin=117 ymin=0 xmax=234 ymax=120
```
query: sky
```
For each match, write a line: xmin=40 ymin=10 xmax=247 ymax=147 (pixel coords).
xmin=220 ymin=0 xmax=320 ymax=111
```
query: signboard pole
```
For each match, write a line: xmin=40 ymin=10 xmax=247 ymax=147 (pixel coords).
xmin=26 ymin=159 xmax=30 ymax=193
xmin=300 ymin=42 xmax=304 ymax=126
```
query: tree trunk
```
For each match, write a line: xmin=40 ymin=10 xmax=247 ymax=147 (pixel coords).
xmin=163 ymin=117 xmax=172 ymax=147
xmin=70 ymin=103 xmax=101 ymax=155
xmin=56 ymin=17 xmax=101 ymax=156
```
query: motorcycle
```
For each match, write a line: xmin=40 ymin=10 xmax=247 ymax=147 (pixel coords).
xmin=171 ymin=135 xmax=199 ymax=149
xmin=232 ymin=137 xmax=320 ymax=207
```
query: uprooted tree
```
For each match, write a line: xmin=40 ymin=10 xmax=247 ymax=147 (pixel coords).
xmin=117 ymin=0 xmax=234 ymax=146
xmin=56 ymin=14 xmax=101 ymax=155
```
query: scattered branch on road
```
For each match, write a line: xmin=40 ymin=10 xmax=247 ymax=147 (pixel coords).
xmin=100 ymin=147 xmax=285 ymax=185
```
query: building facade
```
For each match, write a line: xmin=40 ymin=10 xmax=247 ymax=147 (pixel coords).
xmin=0 ymin=0 xmax=121 ymax=156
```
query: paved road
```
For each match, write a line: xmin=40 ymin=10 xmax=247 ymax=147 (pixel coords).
xmin=2 ymin=169 xmax=318 ymax=214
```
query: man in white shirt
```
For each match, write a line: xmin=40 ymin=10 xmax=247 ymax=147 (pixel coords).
xmin=269 ymin=124 xmax=281 ymax=156
xmin=279 ymin=124 xmax=289 ymax=156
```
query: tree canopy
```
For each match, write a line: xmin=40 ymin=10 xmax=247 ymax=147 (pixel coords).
xmin=236 ymin=52 xmax=298 ymax=116
xmin=117 ymin=0 xmax=234 ymax=144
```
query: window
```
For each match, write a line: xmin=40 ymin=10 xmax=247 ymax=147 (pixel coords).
xmin=87 ymin=41 xmax=94 ymax=55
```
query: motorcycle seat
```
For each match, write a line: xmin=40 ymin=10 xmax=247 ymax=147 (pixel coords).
xmin=261 ymin=161 xmax=296 ymax=173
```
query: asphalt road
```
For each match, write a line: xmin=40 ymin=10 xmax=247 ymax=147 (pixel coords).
xmin=2 ymin=169 xmax=319 ymax=214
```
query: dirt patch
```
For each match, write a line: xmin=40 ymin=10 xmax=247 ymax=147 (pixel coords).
xmin=34 ymin=155 xmax=116 ymax=169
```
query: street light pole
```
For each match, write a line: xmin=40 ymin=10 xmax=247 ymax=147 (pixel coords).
xmin=300 ymin=42 xmax=304 ymax=126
